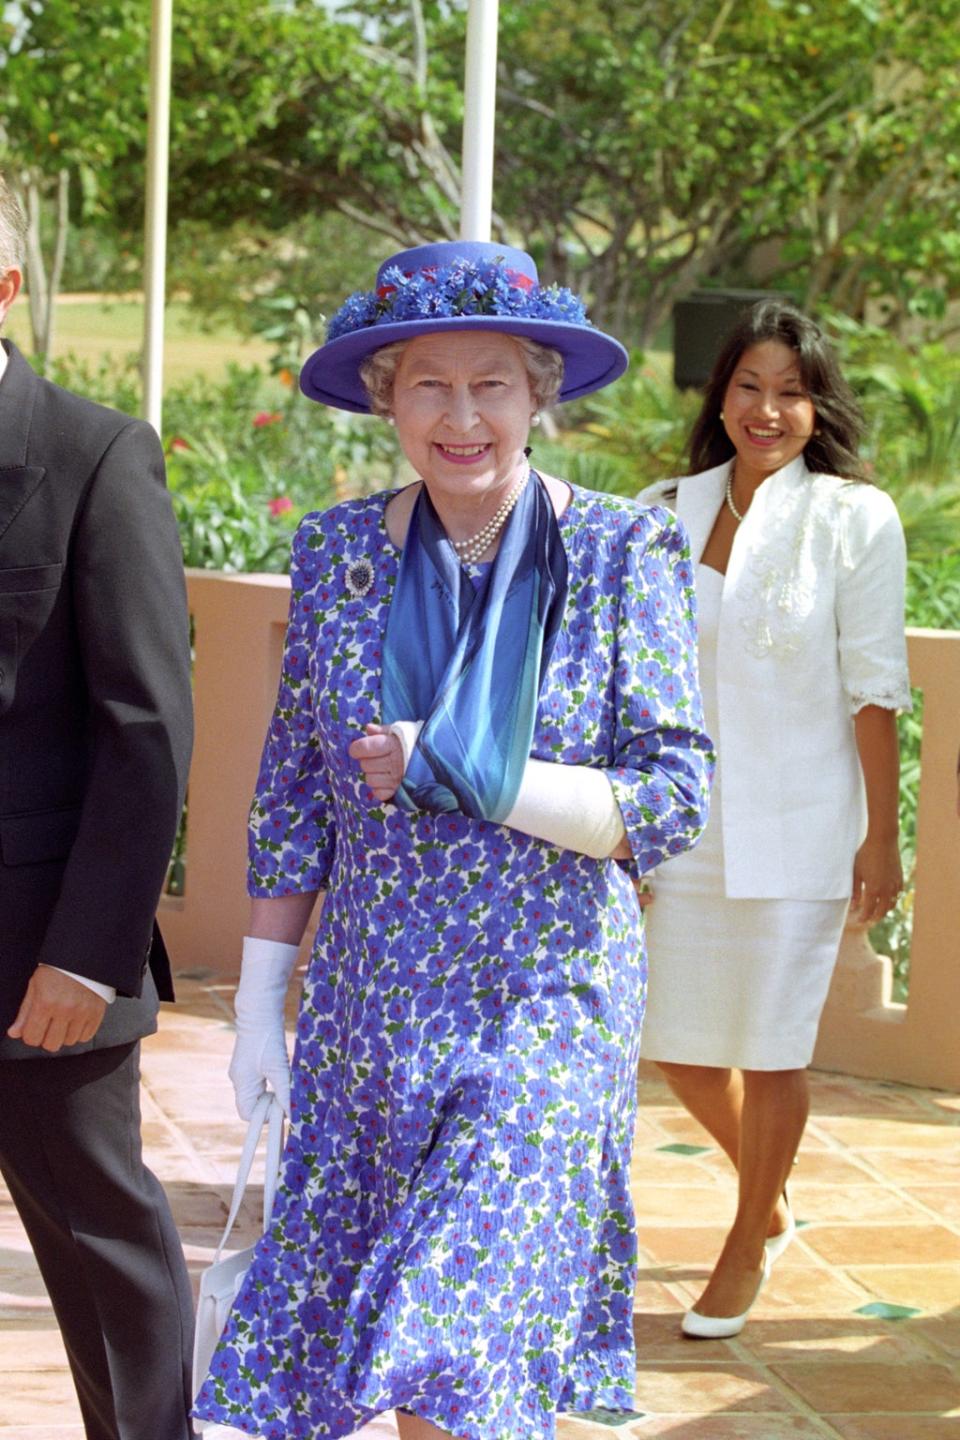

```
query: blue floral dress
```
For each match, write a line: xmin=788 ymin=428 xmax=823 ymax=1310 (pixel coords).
xmin=193 ymin=485 xmax=712 ymax=1440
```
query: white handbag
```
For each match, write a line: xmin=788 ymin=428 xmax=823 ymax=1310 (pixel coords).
xmin=191 ymin=1092 xmax=285 ymax=1424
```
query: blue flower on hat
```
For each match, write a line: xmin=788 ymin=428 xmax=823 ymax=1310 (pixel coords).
xmin=327 ymin=257 xmax=589 ymax=341
xmin=300 ymin=239 xmax=629 ymax=411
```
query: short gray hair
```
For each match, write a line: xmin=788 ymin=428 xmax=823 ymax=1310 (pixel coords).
xmin=0 ymin=173 xmax=26 ymax=271
xmin=359 ymin=334 xmax=565 ymax=418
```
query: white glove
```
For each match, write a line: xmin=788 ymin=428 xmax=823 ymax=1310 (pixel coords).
xmin=228 ymin=936 xmax=299 ymax=1120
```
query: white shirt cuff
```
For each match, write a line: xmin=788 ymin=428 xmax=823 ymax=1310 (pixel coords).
xmin=48 ymin=967 xmax=116 ymax=1004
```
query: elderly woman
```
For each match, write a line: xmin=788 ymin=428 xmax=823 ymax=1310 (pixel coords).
xmin=639 ymin=299 xmax=910 ymax=1339
xmin=193 ymin=241 xmax=713 ymax=1440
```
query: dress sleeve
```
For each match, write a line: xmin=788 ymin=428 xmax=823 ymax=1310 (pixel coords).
xmin=247 ymin=520 xmax=338 ymax=897
xmin=606 ymin=507 xmax=715 ymax=876
xmin=836 ymin=487 xmax=912 ymax=715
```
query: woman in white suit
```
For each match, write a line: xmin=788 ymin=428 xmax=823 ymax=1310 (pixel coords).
xmin=639 ymin=300 xmax=910 ymax=1338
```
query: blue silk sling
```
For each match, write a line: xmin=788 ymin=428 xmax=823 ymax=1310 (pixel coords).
xmin=381 ymin=471 xmax=568 ymax=821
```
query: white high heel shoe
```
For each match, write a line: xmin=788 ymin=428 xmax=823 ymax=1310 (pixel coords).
xmin=764 ymin=1188 xmax=797 ymax=1265
xmin=681 ymin=1252 xmax=771 ymax=1340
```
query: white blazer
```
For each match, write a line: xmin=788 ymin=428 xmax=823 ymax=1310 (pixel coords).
xmin=640 ymin=456 xmax=911 ymax=899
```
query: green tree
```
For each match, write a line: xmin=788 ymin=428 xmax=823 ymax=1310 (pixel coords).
xmin=165 ymin=0 xmax=960 ymax=345
xmin=4 ymin=0 xmax=959 ymax=354
xmin=0 ymin=0 xmax=148 ymax=353
xmin=485 ymin=0 xmax=960 ymax=341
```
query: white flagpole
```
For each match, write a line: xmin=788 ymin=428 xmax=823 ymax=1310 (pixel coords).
xmin=459 ymin=0 xmax=500 ymax=242
xmin=142 ymin=0 xmax=173 ymax=433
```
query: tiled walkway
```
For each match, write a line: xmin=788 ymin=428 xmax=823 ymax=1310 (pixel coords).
xmin=2 ymin=971 xmax=958 ymax=1438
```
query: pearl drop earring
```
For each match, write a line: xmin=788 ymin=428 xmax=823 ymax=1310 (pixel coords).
xmin=531 ymin=413 xmax=541 ymax=427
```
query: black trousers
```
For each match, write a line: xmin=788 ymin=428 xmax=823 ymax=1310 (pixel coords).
xmin=0 ymin=1042 xmax=194 ymax=1440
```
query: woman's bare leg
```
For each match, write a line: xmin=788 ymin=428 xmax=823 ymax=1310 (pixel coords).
xmin=396 ymin=1411 xmax=461 ymax=1440
xmin=655 ymin=1061 xmax=792 ymax=1239
xmin=689 ymin=1067 xmax=809 ymax=1318
xmin=655 ymin=1061 xmax=743 ymax=1167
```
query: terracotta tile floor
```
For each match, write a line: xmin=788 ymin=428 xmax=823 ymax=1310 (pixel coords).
xmin=2 ymin=972 xmax=958 ymax=1439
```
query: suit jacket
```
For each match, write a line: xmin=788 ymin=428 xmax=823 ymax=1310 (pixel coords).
xmin=640 ymin=456 xmax=910 ymax=899
xmin=0 ymin=341 xmax=193 ymax=1055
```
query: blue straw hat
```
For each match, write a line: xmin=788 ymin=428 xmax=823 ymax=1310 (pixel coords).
xmin=299 ymin=240 xmax=628 ymax=412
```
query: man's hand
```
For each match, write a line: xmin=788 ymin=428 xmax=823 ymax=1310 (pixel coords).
xmin=348 ymin=723 xmax=405 ymax=803
xmin=7 ymin=966 xmax=107 ymax=1052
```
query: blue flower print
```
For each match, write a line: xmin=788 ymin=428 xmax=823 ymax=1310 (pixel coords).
xmin=194 ymin=488 xmax=712 ymax=1440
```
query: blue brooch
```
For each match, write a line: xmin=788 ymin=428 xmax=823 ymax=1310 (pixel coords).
xmin=344 ymin=557 xmax=375 ymax=598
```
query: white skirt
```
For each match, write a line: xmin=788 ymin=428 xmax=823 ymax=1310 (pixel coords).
xmin=639 ymin=880 xmax=848 ymax=1070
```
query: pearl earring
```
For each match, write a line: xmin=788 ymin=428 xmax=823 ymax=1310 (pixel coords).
xmin=719 ymin=410 xmax=725 ymax=421
xmin=531 ymin=413 xmax=541 ymax=427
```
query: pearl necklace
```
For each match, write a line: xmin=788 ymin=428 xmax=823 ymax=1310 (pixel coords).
xmin=450 ymin=464 xmax=530 ymax=564
xmin=725 ymin=472 xmax=744 ymax=523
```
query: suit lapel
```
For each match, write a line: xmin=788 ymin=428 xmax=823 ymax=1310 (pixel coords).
xmin=0 ymin=340 xmax=41 ymax=467
xmin=0 ymin=341 xmax=47 ymax=542
xmin=674 ymin=464 xmax=729 ymax=564
xmin=0 ymin=466 xmax=47 ymax=542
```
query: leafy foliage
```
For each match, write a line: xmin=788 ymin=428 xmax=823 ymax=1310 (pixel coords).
xmin=870 ymin=553 xmax=960 ymax=996
xmin=7 ymin=0 xmax=960 ymax=352
xmin=161 ymin=368 xmax=404 ymax=571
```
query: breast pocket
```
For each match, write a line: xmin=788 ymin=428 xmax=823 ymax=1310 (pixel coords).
xmin=0 ymin=563 xmax=63 ymax=594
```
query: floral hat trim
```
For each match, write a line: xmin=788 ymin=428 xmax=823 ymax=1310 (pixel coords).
xmin=327 ymin=256 xmax=591 ymax=342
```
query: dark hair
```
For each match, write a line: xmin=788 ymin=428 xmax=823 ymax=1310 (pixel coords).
xmin=687 ymin=298 xmax=868 ymax=482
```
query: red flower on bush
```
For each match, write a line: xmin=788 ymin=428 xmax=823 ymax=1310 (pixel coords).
xmin=168 ymin=436 xmax=190 ymax=453
xmin=253 ymin=411 xmax=282 ymax=428
xmin=268 ymin=496 xmax=294 ymax=517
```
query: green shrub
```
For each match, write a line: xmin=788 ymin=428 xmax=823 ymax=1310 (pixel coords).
xmin=34 ymin=355 xmax=405 ymax=574
xmin=871 ymin=553 xmax=960 ymax=997
xmin=541 ymin=353 xmax=699 ymax=497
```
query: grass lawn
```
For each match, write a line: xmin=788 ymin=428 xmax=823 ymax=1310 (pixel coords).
xmin=6 ymin=294 xmax=273 ymax=384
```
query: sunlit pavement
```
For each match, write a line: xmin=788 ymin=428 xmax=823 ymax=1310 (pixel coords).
xmin=2 ymin=969 xmax=958 ymax=1439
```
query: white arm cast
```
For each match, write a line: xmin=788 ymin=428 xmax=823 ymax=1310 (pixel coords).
xmin=387 ymin=720 xmax=626 ymax=859
xmin=503 ymin=758 xmax=626 ymax=858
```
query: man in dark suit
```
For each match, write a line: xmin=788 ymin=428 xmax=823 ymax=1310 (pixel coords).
xmin=0 ymin=174 xmax=194 ymax=1439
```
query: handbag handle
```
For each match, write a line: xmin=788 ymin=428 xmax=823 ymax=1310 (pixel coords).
xmin=213 ymin=1091 xmax=285 ymax=1263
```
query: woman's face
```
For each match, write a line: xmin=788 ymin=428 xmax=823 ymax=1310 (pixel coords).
xmin=391 ymin=331 xmax=535 ymax=509
xmin=721 ymin=339 xmax=817 ymax=483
